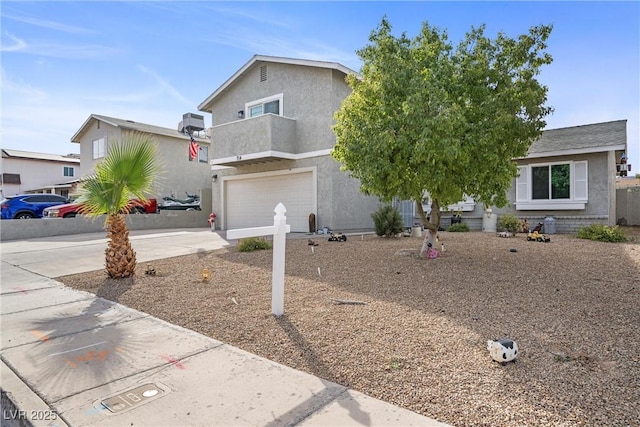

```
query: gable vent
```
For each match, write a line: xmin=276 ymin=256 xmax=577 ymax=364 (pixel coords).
xmin=260 ymin=65 xmax=267 ymax=82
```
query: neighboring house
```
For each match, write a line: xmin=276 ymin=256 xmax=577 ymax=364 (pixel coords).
xmin=401 ymin=120 xmax=628 ymax=233
xmin=501 ymin=119 xmax=627 ymax=232
xmin=70 ymin=114 xmax=212 ymax=208
xmin=0 ymin=149 xmax=80 ymax=198
xmin=198 ymin=55 xmax=381 ymax=232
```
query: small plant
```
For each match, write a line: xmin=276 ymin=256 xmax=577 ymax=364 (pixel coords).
xmin=386 ymin=355 xmax=405 ymax=371
xmin=237 ymin=237 xmax=272 ymax=252
xmin=497 ymin=214 xmax=521 ymax=234
xmin=371 ymin=205 xmax=404 ymax=237
xmin=448 ymin=223 xmax=469 ymax=232
xmin=576 ymin=224 xmax=627 ymax=243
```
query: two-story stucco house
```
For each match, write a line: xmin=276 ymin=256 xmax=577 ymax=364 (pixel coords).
xmin=198 ymin=55 xmax=382 ymax=232
xmin=71 ymin=114 xmax=212 ymax=208
xmin=1 ymin=149 xmax=80 ymax=198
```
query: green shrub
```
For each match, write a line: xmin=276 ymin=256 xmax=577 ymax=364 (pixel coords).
xmin=371 ymin=205 xmax=405 ymax=237
xmin=576 ymin=224 xmax=627 ymax=243
xmin=237 ymin=237 xmax=272 ymax=252
xmin=448 ymin=223 xmax=469 ymax=232
xmin=497 ymin=214 xmax=521 ymax=234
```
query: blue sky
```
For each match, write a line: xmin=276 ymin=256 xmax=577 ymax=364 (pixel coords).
xmin=1 ymin=1 xmax=639 ymax=170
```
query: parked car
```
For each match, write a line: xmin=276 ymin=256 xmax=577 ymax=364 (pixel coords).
xmin=1 ymin=194 xmax=70 ymax=219
xmin=43 ymin=199 xmax=158 ymax=218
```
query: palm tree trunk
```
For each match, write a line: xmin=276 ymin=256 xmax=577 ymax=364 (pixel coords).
xmin=105 ymin=214 xmax=137 ymax=278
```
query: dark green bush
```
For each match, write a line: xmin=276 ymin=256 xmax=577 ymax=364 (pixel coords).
xmin=576 ymin=224 xmax=627 ymax=243
xmin=448 ymin=222 xmax=470 ymax=232
xmin=371 ymin=205 xmax=405 ymax=237
xmin=497 ymin=214 xmax=521 ymax=234
xmin=237 ymin=237 xmax=272 ymax=252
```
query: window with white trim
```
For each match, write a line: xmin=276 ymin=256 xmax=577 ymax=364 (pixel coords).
xmin=198 ymin=145 xmax=208 ymax=163
xmin=63 ymin=166 xmax=74 ymax=177
xmin=516 ymin=161 xmax=588 ymax=210
xmin=245 ymin=94 xmax=283 ymax=118
xmin=92 ymin=137 xmax=105 ymax=159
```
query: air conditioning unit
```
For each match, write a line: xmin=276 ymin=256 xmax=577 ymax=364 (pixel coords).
xmin=182 ymin=113 xmax=205 ymax=133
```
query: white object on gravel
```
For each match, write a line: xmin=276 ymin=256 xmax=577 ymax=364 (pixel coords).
xmin=487 ymin=339 xmax=519 ymax=364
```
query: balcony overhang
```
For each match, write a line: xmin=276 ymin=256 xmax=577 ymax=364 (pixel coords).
xmin=212 ymin=150 xmax=296 ymax=167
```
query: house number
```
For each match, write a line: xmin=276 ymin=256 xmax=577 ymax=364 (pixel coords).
xmin=236 ymin=155 xmax=242 ymax=160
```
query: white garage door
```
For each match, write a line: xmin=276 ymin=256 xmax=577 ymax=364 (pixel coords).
xmin=225 ymin=172 xmax=314 ymax=232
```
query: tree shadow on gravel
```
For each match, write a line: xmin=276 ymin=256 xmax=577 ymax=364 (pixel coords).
xmin=94 ymin=277 xmax=134 ymax=302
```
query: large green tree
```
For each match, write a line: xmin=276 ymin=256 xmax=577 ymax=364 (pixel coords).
xmin=332 ymin=18 xmax=553 ymax=256
xmin=74 ymin=132 xmax=163 ymax=278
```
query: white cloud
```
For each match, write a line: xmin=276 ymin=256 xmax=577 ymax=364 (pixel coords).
xmin=0 ymin=32 xmax=27 ymax=52
xmin=1 ymin=31 xmax=123 ymax=59
xmin=2 ymin=14 xmax=95 ymax=34
xmin=136 ymin=65 xmax=194 ymax=106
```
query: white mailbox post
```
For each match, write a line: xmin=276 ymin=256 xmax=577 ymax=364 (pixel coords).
xmin=226 ymin=203 xmax=291 ymax=316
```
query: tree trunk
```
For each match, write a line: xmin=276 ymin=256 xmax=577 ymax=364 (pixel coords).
xmin=417 ymin=198 xmax=441 ymax=258
xmin=105 ymin=214 xmax=137 ymax=278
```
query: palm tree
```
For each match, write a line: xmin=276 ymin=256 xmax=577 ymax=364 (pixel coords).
xmin=75 ymin=132 xmax=162 ymax=278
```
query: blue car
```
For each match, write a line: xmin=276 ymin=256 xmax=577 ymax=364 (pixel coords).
xmin=1 ymin=194 xmax=70 ymax=219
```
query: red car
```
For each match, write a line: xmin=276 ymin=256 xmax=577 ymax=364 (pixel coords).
xmin=43 ymin=199 xmax=158 ymax=218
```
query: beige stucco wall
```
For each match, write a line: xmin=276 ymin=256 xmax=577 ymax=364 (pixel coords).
xmin=206 ymin=61 xmax=380 ymax=231
xmin=74 ymin=121 xmax=213 ymax=212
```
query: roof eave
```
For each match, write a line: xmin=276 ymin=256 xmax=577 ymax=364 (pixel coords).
xmin=518 ymin=143 xmax=627 ymax=160
xmin=71 ymin=114 xmax=120 ymax=143
xmin=198 ymin=54 xmax=359 ymax=112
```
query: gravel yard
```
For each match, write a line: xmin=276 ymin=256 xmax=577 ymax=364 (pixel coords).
xmin=59 ymin=229 xmax=640 ymax=427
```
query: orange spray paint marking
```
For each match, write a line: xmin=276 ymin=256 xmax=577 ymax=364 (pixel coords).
xmin=65 ymin=359 xmax=78 ymax=368
xmin=75 ymin=350 xmax=110 ymax=363
xmin=30 ymin=330 xmax=50 ymax=342
xmin=160 ymin=355 xmax=185 ymax=370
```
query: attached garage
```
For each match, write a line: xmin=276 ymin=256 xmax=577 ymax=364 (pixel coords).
xmin=224 ymin=169 xmax=316 ymax=232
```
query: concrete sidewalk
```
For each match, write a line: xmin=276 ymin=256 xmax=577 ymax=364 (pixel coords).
xmin=1 ymin=228 xmax=448 ymax=426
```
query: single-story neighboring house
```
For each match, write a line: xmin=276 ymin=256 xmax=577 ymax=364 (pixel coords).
xmin=410 ymin=120 xmax=628 ymax=233
xmin=1 ymin=149 xmax=80 ymax=198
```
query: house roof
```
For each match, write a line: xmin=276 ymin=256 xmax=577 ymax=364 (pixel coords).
xmin=71 ymin=114 xmax=209 ymax=144
xmin=198 ymin=54 xmax=359 ymax=112
xmin=526 ymin=120 xmax=627 ymax=158
xmin=2 ymin=149 xmax=80 ymax=163
xmin=617 ymin=177 xmax=640 ymax=188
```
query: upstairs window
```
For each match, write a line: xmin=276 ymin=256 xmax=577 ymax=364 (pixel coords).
xmin=516 ymin=161 xmax=588 ymax=210
xmin=63 ymin=166 xmax=75 ymax=177
xmin=198 ymin=145 xmax=208 ymax=163
xmin=93 ymin=137 xmax=105 ymax=159
xmin=2 ymin=173 xmax=20 ymax=184
xmin=245 ymin=94 xmax=283 ymax=118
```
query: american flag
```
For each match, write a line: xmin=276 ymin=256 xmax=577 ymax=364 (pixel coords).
xmin=189 ymin=137 xmax=199 ymax=161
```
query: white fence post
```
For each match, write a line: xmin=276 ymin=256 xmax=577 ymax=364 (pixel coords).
xmin=225 ymin=203 xmax=291 ymax=316
xmin=271 ymin=203 xmax=287 ymax=316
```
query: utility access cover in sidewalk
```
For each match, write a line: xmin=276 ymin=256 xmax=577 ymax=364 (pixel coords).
xmin=100 ymin=383 xmax=167 ymax=414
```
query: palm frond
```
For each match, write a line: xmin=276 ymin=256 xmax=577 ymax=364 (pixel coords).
xmin=75 ymin=132 xmax=163 ymax=217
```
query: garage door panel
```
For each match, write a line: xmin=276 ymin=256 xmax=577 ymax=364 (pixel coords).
xmin=226 ymin=172 xmax=313 ymax=232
